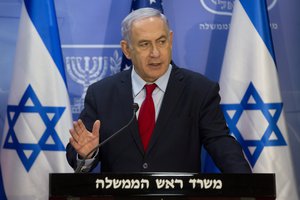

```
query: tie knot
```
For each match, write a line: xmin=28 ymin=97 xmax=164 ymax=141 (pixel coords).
xmin=145 ymin=84 xmax=156 ymax=96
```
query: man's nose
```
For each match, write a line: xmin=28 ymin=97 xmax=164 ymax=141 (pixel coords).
xmin=150 ymin=44 xmax=160 ymax=57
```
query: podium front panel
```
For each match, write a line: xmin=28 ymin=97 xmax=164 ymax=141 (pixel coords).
xmin=49 ymin=173 xmax=276 ymax=200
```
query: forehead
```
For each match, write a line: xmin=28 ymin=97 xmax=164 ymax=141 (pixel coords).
xmin=131 ymin=17 xmax=168 ymax=40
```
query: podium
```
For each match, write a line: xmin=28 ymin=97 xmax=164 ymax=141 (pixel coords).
xmin=49 ymin=173 xmax=276 ymax=200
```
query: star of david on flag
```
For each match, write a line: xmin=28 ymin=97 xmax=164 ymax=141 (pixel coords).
xmin=217 ymin=0 xmax=299 ymax=199
xmin=3 ymin=85 xmax=66 ymax=172
xmin=0 ymin=0 xmax=73 ymax=199
xmin=221 ymin=82 xmax=286 ymax=167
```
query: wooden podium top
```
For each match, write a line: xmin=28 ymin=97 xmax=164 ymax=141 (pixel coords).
xmin=49 ymin=173 xmax=276 ymax=200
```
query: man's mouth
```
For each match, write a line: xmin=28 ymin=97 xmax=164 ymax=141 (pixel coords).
xmin=149 ymin=62 xmax=161 ymax=67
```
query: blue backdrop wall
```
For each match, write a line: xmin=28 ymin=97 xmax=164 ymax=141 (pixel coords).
xmin=0 ymin=0 xmax=299 ymax=197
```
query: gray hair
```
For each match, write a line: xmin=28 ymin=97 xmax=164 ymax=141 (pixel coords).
xmin=121 ymin=7 xmax=170 ymax=44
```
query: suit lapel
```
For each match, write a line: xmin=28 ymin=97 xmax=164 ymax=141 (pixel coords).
xmin=147 ymin=65 xmax=186 ymax=154
xmin=119 ymin=69 xmax=145 ymax=155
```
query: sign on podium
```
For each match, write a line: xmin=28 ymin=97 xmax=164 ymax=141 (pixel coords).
xmin=49 ymin=173 xmax=276 ymax=200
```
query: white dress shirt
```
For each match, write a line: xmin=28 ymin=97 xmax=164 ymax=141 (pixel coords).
xmin=131 ymin=64 xmax=172 ymax=120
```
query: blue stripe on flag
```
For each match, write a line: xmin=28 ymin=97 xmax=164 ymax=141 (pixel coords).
xmin=0 ymin=167 xmax=6 ymax=200
xmin=239 ymin=0 xmax=275 ymax=60
xmin=24 ymin=0 xmax=67 ymax=84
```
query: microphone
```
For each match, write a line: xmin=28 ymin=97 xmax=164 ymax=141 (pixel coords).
xmin=75 ymin=103 xmax=139 ymax=173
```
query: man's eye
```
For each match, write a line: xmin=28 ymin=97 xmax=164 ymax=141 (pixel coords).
xmin=139 ymin=42 xmax=149 ymax=48
xmin=158 ymin=39 xmax=167 ymax=46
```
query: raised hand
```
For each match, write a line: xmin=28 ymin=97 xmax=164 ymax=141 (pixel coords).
xmin=69 ymin=119 xmax=100 ymax=158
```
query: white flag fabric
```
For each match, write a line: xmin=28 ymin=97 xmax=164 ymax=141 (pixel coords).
xmin=0 ymin=0 xmax=73 ymax=199
xmin=220 ymin=0 xmax=299 ymax=199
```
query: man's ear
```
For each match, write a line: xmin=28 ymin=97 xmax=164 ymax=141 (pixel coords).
xmin=169 ymin=31 xmax=173 ymax=49
xmin=120 ymin=40 xmax=131 ymax=59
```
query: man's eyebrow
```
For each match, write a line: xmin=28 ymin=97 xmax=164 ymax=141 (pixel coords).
xmin=157 ymin=35 xmax=167 ymax=40
xmin=137 ymin=35 xmax=167 ymax=44
xmin=138 ymin=39 xmax=150 ymax=43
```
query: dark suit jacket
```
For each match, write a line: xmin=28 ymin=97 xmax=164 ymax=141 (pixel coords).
xmin=66 ymin=64 xmax=251 ymax=173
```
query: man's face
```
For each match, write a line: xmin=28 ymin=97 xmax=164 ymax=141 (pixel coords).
xmin=121 ymin=17 xmax=173 ymax=82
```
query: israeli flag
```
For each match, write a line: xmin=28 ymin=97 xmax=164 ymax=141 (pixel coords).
xmin=220 ymin=0 xmax=299 ymax=199
xmin=0 ymin=0 xmax=73 ymax=199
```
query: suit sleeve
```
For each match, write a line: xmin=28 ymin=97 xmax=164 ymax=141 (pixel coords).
xmin=66 ymin=85 xmax=100 ymax=171
xmin=199 ymin=83 xmax=252 ymax=173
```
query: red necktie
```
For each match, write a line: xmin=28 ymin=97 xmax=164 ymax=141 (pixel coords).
xmin=138 ymin=84 xmax=157 ymax=151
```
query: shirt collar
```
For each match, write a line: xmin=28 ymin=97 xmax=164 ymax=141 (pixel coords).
xmin=131 ymin=64 xmax=172 ymax=97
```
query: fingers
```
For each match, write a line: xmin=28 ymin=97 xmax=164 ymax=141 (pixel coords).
xmin=69 ymin=120 xmax=85 ymax=143
xmin=69 ymin=119 xmax=101 ymax=157
xmin=69 ymin=119 xmax=100 ymax=144
xmin=92 ymin=120 xmax=101 ymax=137
xmin=69 ymin=127 xmax=79 ymax=143
xmin=69 ymin=136 xmax=80 ymax=150
xmin=73 ymin=119 xmax=86 ymax=136
xmin=77 ymin=119 xmax=87 ymax=133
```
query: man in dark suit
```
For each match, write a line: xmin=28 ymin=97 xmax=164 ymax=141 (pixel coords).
xmin=66 ymin=8 xmax=251 ymax=173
